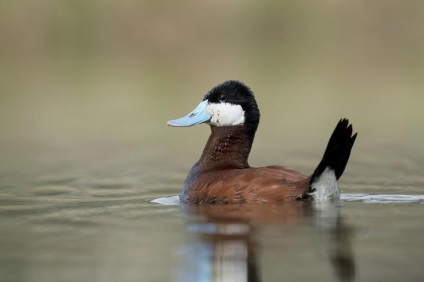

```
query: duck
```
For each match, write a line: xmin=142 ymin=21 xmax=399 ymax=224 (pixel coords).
xmin=168 ymin=80 xmax=357 ymax=204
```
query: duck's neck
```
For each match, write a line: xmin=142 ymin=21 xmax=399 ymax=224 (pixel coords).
xmin=180 ymin=125 xmax=255 ymax=202
xmin=198 ymin=125 xmax=253 ymax=171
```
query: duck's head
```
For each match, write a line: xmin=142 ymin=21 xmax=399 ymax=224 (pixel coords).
xmin=167 ymin=80 xmax=260 ymax=138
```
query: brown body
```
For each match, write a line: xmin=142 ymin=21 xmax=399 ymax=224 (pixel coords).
xmin=188 ymin=167 xmax=310 ymax=204
xmin=181 ymin=126 xmax=311 ymax=204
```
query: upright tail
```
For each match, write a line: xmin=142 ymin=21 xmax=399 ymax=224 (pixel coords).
xmin=309 ymin=119 xmax=357 ymax=200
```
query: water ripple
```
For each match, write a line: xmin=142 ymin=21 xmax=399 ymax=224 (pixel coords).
xmin=151 ymin=194 xmax=424 ymax=205
xmin=341 ymin=193 xmax=424 ymax=203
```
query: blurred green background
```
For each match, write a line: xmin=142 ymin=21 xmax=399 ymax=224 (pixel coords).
xmin=1 ymin=3 xmax=424 ymax=281
xmin=0 ymin=0 xmax=423 ymax=173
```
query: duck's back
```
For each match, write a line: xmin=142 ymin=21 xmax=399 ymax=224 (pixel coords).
xmin=183 ymin=166 xmax=310 ymax=204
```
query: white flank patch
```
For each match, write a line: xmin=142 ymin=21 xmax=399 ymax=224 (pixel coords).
xmin=206 ymin=102 xmax=245 ymax=126
xmin=310 ymin=167 xmax=340 ymax=201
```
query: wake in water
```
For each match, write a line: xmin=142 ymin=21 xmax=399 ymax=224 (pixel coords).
xmin=151 ymin=194 xmax=424 ymax=205
xmin=151 ymin=195 xmax=180 ymax=205
xmin=341 ymin=193 xmax=424 ymax=203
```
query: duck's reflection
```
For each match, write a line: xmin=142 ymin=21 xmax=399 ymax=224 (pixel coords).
xmin=177 ymin=202 xmax=355 ymax=282
xmin=314 ymin=202 xmax=356 ymax=282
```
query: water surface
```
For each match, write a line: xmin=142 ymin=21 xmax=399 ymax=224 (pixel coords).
xmin=1 ymin=140 xmax=423 ymax=282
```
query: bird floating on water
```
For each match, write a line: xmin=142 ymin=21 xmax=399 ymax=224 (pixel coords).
xmin=168 ymin=80 xmax=357 ymax=204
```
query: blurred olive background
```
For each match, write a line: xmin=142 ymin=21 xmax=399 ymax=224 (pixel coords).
xmin=1 ymin=2 xmax=424 ymax=282
xmin=0 ymin=0 xmax=423 ymax=180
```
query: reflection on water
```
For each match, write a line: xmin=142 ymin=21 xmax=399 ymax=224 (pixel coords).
xmin=178 ymin=202 xmax=355 ymax=282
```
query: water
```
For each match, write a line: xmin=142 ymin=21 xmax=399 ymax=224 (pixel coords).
xmin=1 ymin=138 xmax=423 ymax=282
xmin=1 ymin=81 xmax=424 ymax=282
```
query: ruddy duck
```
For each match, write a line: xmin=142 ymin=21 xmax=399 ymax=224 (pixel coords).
xmin=168 ymin=81 xmax=357 ymax=204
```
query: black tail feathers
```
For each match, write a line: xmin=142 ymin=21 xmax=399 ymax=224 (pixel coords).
xmin=310 ymin=119 xmax=357 ymax=185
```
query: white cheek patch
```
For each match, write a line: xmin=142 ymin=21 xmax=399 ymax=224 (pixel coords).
xmin=206 ymin=102 xmax=245 ymax=126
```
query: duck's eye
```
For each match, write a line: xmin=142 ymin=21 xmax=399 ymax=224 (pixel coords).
xmin=218 ymin=94 xmax=227 ymax=102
